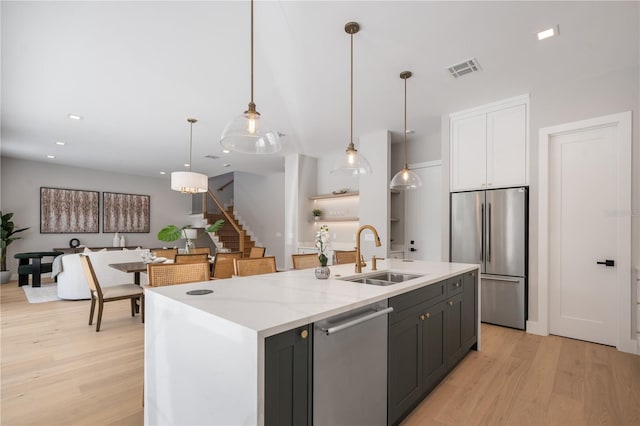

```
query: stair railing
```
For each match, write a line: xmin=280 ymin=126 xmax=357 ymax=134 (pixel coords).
xmin=203 ymin=190 xmax=245 ymax=255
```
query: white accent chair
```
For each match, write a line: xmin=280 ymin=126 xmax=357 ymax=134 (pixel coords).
xmin=57 ymin=249 xmax=149 ymax=300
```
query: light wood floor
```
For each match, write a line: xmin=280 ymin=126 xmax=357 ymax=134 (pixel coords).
xmin=2 ymin=281 xmax=639 ymax=426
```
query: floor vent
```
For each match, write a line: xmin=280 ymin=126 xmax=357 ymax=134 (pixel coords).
xmin=446 ymin=58 xmax=481 ymax=78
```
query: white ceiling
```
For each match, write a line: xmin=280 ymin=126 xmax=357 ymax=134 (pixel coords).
xmin=2 ymin=1 xmax=638 ymax=178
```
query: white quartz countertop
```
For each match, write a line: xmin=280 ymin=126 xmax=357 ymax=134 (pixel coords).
xmin=146 ymin=259 xmax=479 ymax=338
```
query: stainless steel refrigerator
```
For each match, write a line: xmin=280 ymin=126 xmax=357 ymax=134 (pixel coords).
xmin=450 ymin=187 xmax=528 ymax=329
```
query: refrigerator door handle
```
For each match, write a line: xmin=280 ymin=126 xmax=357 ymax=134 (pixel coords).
xmin=481 ymin=274 xmax=521 ymax=283
xmin=487 ymin=203 xmax=492 ymax=262
xmin=480 ymin=203 xmax=485 ymax=261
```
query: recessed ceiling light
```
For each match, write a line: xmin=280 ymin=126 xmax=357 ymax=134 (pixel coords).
xmin=184 ymin=163 xmax=190 ymax=167
xmin=223 ymin=163 xmax=231 ymax=168
xmin=67 ymin=114 xmax=82 ymax=120
xmin=160 ymin=171 xmax=166 ymax=175
xmin=47 ymin=155 xmax=56 ymax=159
xmin=222 ymin=149 xmax=230 ymax=154
xmin=537 ymin=25 xmax=559 ymax=41
xmin=56 ymin=141 xmax=65 ymax=146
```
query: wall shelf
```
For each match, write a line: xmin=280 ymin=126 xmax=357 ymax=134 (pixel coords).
xmin=309 ymin=191 xmax=359 ymax=200
xmin=312 ymin=217 xmax=359 ymax=223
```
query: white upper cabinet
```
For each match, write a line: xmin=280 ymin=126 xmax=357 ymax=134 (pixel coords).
xmin=450 ymin=95 xmax=529 ymax=192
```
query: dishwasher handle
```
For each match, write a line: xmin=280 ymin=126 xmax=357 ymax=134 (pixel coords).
xmin=321 ymin=307 xmax=394 ymax=335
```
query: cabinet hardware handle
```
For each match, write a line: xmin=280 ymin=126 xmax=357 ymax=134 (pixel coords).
xmin=596 ymin=259 xmax=615 ymax=267
xmin=300 ymin=329 xmax=309 ymax=339
xmin=425 ymin=312 xmax=430 ymax=319
xmin=455 ymin=282 xmax=461 ymax=287
xmin=419 ymin=315 xmax=425 ymax=321
xmin=448 ymin=301 xmax=454 ymax=306
xmin=488 ymin=182 xmax=493 ymax=186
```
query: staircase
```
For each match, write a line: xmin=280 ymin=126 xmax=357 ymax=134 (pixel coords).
xmin=205 ymin=206 xmax=257 ymax=258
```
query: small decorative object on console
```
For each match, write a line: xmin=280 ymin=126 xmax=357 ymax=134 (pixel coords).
xmin=315 ymin=224 xmax=330 ymax=279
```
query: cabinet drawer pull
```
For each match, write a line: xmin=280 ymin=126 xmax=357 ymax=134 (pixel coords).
xmin=419 ymin=315 xmax=425 ymax=321
xmin=425 ymin=312 xmax=430 ymax=319
xmin=448 ymin=301 xmax=454 ymax=306
xmin=455 ymin=282 xmax=461 ymax=288
xmin=300 ymin=329 xmax=309 ymax=339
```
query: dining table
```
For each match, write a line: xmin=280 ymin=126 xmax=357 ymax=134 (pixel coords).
xmin=108 ymin=261 xmax=148 ymax=285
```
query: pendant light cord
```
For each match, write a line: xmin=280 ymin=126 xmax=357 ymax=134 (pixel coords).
xmin=189 ymin=120 xmax=193 ymax=172
xmin=403 ymin=76 xmax=408 ymax=169
xmin=250 ymin=0 xmax=254 ymax=106
xmin=350 ymin=31 xmax=354 ymax=147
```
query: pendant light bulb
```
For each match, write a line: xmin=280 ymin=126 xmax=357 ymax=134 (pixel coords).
xmin=331 ymin=22 xmax=373 ymax=176
xmin=220 ymin=0 xmax=281 ymax=154
xmin=171 ymin=118 xmax=208 ymax=194
xmin=390 ymin=71 xmax=422 ymax=190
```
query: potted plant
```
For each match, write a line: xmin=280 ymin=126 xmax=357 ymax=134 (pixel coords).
xmin=1 ymin=211 xmax=29 ymax=284
xmin=157 ymin=219 xmax=224 ymax=254
xmin=312 ymin=208 xmax=322 ymax=221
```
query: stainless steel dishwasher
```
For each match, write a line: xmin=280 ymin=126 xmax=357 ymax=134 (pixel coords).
xmin=313 ymin=300 xmax=393 ymax=426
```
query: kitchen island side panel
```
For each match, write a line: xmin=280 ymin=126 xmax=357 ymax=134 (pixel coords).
xmin=144 ymin=291 xmax=260 ymax=426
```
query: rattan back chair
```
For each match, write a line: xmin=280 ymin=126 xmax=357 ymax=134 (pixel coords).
xmin=212 ymin=251 xmax=243 ymax=279
xmin=150 ymin=248 xmax=178 ymax=259
xmin=234 ymin=256 xmax=277 ymax=277
xmin=190 ymin=247 xmax=211 ymax=256
xmin=147 ymin=262 xmax=210 ymax=287
xmin=249 ymin=246 xmax=266 ymax=258
xmin=174 ymin=253 xmax=209 ymax=264
xmin=79 ymin=255 xmax=144 ymax=332
xmin=334 ymin=250 xmax=357 ymax=264
xmin=291 ymin=253 xmax=320 ymax=270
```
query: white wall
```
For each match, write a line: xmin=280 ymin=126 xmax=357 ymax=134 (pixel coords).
xmin=359 ymin=130 xmax=390 ymax=259
xmin=0 ymin=156 xmax=191 ymax=274
xmin=438 ymin=63 xmax=640 ymax=334
xmin=234 ymin=171 xmax=285 ymax=270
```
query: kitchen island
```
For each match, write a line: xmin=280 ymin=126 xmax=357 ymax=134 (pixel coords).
xmin=144 ymin=259 xmax=480 ymax=426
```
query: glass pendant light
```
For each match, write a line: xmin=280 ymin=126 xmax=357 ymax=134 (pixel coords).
xmin=171 ymin=118 xmax=208 ymax=194
xmin=220 ymin=0 xmax=281 ymax=154
xmin=330 ymin=22 xmax=372 ymax=176
xmin=390 ymin=71 xmax=422 ymax=190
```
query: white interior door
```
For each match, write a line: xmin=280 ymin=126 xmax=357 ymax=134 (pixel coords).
xmin=549 ymin=123 xmax=626 ymax=346
xmin=405 ymin=162 xmax=441 ymax=261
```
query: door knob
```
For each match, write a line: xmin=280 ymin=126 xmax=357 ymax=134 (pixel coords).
xmin=410 ymin=248 xmax=418 ymax=252
xmin=596 ymin=259 xmax=615 ymax=267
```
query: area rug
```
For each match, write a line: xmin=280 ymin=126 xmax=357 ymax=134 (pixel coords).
xmin=22 ymin=283 xmax=61 ymax=303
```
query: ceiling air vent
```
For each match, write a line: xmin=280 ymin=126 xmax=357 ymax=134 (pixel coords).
xmin=446 ymin=58 xmax=481 ymax=78
xmin=204 ymin=155 xmax=220 ymax=160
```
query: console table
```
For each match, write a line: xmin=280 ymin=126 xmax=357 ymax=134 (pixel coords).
xmin=53 ymin=246 xmax=141 ymax=254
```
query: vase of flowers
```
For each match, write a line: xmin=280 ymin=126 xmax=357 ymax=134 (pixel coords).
xmin=315 ymin=224 xmax=330 ymax=279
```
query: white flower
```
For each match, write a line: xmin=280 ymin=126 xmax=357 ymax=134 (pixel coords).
xmin=315 ymin=225 xmax=330 ymax=256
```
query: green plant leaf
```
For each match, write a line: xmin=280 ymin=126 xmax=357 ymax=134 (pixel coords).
xmin=157 ymin=225 xmax=184 ymax=242
xmin=205 ymin=219 xmax=224 ymax=233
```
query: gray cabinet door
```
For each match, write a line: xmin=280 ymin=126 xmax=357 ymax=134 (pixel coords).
xmin=264 ymin=325 xmax=311 ymax=426
xmin=421 ymin=300 xmax=447 ymax=393
xmin=461 ymin=270 xmax=478 ymax=349
xmin=445 ymin=293 xmax=464 ymax=368
xmin=388 ymin=306 xmax=423 ymax=425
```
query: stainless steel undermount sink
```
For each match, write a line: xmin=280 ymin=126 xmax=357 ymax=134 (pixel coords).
xmin=340 ymin=272 xmax=425 ymax=286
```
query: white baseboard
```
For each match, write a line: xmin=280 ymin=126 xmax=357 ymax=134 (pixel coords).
xmin=526 ymin=320 xmax=549 ymax=336
xmin=618 ymin=337 xmax=639 ymax=355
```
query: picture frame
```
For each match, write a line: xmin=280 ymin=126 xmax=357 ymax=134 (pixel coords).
xmin=102 ymin=192 xmax=150 ymax=233
xmin=40 ymin=187 xmax=100 ymax=233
